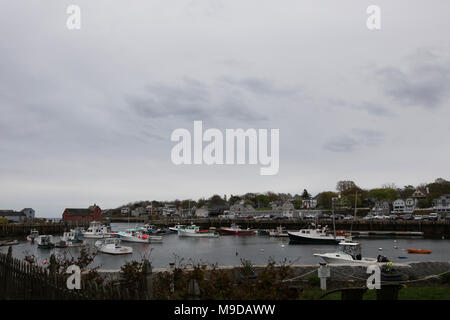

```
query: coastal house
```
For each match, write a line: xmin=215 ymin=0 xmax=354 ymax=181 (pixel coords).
xmin=282 ymin=201 xmax=295 ymax=217
xmin=433 ymin=195 xmax=450 ymax=213
xmin=62 ymin=205 xmax=102 ymax=223
xmin=392 ymin=198 xmax=415 ymax=214
xmin=302 ymin=199 xmax=317 ymax=209
xmin=392 ymin=199 xmax=405 ymax=213
xmin=0 ymin=210 xmax=26 ymax=222
xmin=131 ymin=207 xmax=146 ymax=217
xmin=162 ymin=204 xmax=177 ymax=216
xmin=120 ymin=207 xmax=130 ymax=215
xmin=371 ymin=201 xmax=391 ymax=216
xmin=21 ymin=208 xmax=35 ymax=220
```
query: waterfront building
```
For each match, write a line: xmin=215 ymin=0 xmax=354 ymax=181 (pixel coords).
xmin=0 ymin=210 xmax=26 ymax=222
xmin=301 ymin=199 xmax=318 ymax=209
xmin=121 ymin=207 xmax=130 ymax=215
xmin=392 ymin=199 xmax=406 ymax=213
xmin=62 ymin=204 xmax=102 ymax=223
xmin=21 ymin=208 xmax=35 ymax=220
xmin=433 ymin=194 xmax=450 ymax=213
xmin=371 ymin=201 xmax=391 ymax=215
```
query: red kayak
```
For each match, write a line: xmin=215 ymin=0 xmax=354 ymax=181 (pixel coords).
xmin=220 ymin=224 xmax=254 ymax=235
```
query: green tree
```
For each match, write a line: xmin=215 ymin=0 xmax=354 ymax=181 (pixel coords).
xmin=316 ymin=191 xmax=338 ymax=209
xmin=301 ymin=189 xmax=311 ymax=200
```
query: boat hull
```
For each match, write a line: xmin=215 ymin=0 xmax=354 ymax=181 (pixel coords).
xmin=288 ymin=232 xmax=344 ymax=245
xmin=219 ymin=228 xmax=254 ymax=235
xmin=314 ymin=253 xmax=378 ymax=265
xmin=178 ymin=229 xmax=219 ymax=237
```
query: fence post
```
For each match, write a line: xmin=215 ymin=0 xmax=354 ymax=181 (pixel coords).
xmin=143 ymin=259 xmax=153 ymax=300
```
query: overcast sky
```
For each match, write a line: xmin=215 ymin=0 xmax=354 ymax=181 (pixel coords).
xmin=1 ymin=1 xmax=449 ymax=217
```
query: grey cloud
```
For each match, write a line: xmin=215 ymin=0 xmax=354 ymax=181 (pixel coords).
xmin=324 ymin=129 xmax=384 ymax=153
xmin=328 ymin=99 xmax=396 ymax=117
xmin=375 ymin=53 xmax=450 ymax=109
xmin=218 ymin=76 xmax=300 ymax=96
xmin=125 ymin=77 xmax=270 ymax=122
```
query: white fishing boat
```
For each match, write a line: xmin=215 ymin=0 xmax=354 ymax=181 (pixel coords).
xmin=36 ymin=235 xmax=55 ymax=249
xmin=314 ymin=241 xmax=387 ymax=264
xmin=178 ymin=225 xmax=219 ymax=238
xmin=95 ymin=238 xmax=132 ymax=255
xmin=26 ymin=229 xmax=39 ymax=242
xmin=288 ymin=226 xmax=347 ymax=244
xmin=118 ymin=228 xmax=163 ymax=243
xmin=81 ymin=221 xmax=112 ymax=239
xmin=56 ymin=231 xmax=86 ymax=248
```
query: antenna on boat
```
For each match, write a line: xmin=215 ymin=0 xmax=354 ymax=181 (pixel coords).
xmin=350 ymin=191 xmax=357 ymax=238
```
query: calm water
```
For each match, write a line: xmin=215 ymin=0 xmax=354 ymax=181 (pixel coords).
xmin=2 ymin=223 xmax=449 ymax=269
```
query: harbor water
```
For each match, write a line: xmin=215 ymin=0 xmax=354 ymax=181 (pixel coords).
xmin=1 ymin=223 xmax=449 ymax=270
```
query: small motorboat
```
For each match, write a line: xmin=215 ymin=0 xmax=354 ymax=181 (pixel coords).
xmin=219 ymin=224 xmax=254 ymax=235
xmin=56 ymin=231 xmax=86 ymax=248
xmin=407 ymin=249 xmax=431 ymax=254
xmin=314 ymin=241 xmax=384 ymax=265
xmin=178 ymin=225 xmax=219 ymax=238
xmin=269 ymin=226 xmax=289 ymax=237
xmin=37 ymin=235 xmax=55 ymax=249
xmin=288 ymin=226 xmax=346 ymax=245
xmin=95 ymin=238 xmax=133 ymax=255
xmin=0 ymin=239 xmax=19 ymax=246
xmin=81 ymin=221 xmax=112 ymax=239
xmin=26 ymin=229 xmax=39 ymax=242
xmin=118 ymin=228 xmax=163 ymax=243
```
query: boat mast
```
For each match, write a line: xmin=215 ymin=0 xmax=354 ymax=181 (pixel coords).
xmin=350 ymin=191 xmax=357 ymax=235
xmin=332 ymin=197 xmax=336 ymax=240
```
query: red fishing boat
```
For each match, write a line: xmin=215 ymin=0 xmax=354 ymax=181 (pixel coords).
xmin=219 ymin=224 xmax=254 ymax=235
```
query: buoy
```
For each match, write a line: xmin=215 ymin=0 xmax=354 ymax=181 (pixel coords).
xmin=281 ymin=245 xmax=285 ymax=248
xmin=378 ymin=248 xmax=382 ymax=251
xmin=394 ymin=245 xmax=398 ymax=249
xmin=43 ymin=260 xmax=47 ymax=265
xmin=393 ymin=240 xmax=397 ymax=243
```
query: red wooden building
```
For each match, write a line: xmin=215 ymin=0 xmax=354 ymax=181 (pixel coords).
xmin=62 ymin=205 xmax=102 ymax=223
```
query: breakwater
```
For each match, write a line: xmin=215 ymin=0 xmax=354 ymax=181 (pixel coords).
xmin=106 ymin=217 xmax=450 ymax=238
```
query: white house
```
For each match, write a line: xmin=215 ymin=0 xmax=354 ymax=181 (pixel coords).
xmin=433 ymin=195 xmax=450 ymax=213
xmin=302 ymin=199 xmax=318 ymax=209
xmin=21 ymin=208 xmax=35 ymax=220
xmin=371 ymin=201 xmax=390 ymax=216
xmin=405 ymin=198 xmax=416 ymax=213
xmin=121 ymin=207 xmax=130 ymax=215
xmin=392 ymin=199 xmax=405 ymax=213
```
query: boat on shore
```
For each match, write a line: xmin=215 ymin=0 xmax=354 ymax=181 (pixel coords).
xmin=95 ymin=238 xmax=132 ymax=255
xmin=0 ymin=239 xmax=19 ymax=246
xmin=178 ymin=225 xmax=219 ymax=238
xmin=119 ymin=228 xmax=163 ymax=243
xmin=36 ymin=235 xmax=55 ymax=249
xmin=407 ymin=248 xmax=431 ymax=254
xmin=314 ymin=241 xmax=388 ymax=264
xmin=219 ymin=224 xmax=254 ymax=235
xmin=288 ymin=226 xmax=346 ymax=245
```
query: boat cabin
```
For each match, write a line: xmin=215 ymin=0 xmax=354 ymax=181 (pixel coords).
xmin=338 ymin=241 xmax=362 ymax=260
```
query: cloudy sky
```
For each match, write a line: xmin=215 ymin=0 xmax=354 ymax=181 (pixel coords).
xmin=1 ymin=0 xmax=449 ymax=217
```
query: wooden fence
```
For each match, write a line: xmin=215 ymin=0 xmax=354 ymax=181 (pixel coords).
xmin=0 ymin=247 xmax=152 ymax=300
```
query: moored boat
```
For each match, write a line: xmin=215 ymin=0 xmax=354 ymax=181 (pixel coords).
xmin=178 ymin=225 xmax=219 ymax=238
xmin=407 ymin=248 xmax=431 ymax=254
xmin=288 ymin=226 xmax=346 ymax=245
xmin=314 ymin=241 xmax=387 ymax=264
xmin=219 ymin=224 xmax=254 ymax=235
xmin=118 ymin=228 xmax=163 ymax=243
xmin=26 ymin=229 xmax=39 ymax=242
xmin=169 ymin=225 xmax=185 ymax=233
xmin=95 ymin=238 xmax=133 ymax=255
xmin=36 ymin=235 xmax=55 ymax=249
xmin=81 ymin=221 xmax=112 ymax=239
